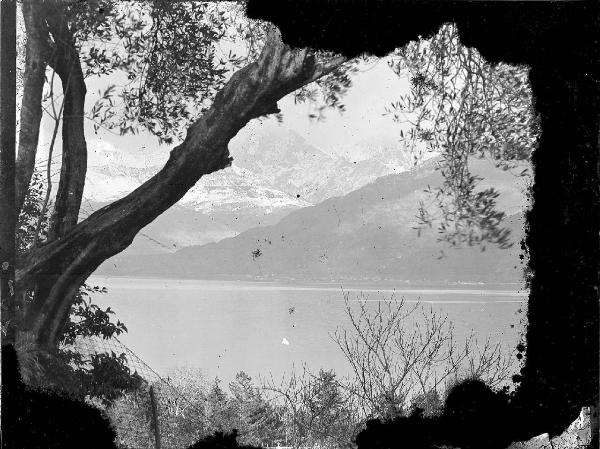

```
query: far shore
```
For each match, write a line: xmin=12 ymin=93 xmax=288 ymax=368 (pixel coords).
xmin=88 ymin=274 xmax=528 ymax=297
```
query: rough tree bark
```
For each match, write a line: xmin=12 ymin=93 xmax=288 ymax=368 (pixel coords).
xmin=45 ymin=8 xmax=87 ymax=241
xmin=1 ymin=0 xmax=17 ymax=343
xmin=16 ymin=27 xmax=346 ymax=348
xmin=14 ymin=2 xmax=90 ymax=346
xmin=17 ymin=5 xmax=90 ymax=342
xmin=15 ymin=0 xmax=49 ymax=214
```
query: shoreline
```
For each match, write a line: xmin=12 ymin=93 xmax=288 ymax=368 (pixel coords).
xmin=88 ymin=274 xmax=528 ymax=297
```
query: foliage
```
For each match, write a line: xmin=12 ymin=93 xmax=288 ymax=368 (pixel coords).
xmin=387 ymin=24 xmax=539 ymax=249
xmin=153 ymin=367 xmax=210 ymax=447
xmin=228 ymin=372 xmax=285 ymax=447
xmin=104 ymin=388 xmax=155 ymax=449
xmin=14 ymin=169 xmax=138 ymax=403
xmin=354 ymin=379 xmax=516 ymax=449
xmin=2 ymin=346 xmax=119 ymax=449
xmin=76 ymin=1 xmax=352 ymax=142
xmin=61 ymin=284 xmax=127 ymax=345
xmin=38 ymin=348 xmax=145 ymax=406
xmin=79 ymin=352 xmax=145 ymax=403
xmin=69 ymin=1 xmax=254 ymax=144
xmin=334 ymin=292 xmax=515 ymax=420
xmin=263 ymin=367 xmax=361 ymax=449
xmin=187 ymin=430 xmax=261 ymax=449
xmin=113 ymin=1 xmax=231 ymax=143
xmin=107 ymin=369 xmax=285 ymax=449
xmin=32 ymin=0 xmax=356 ymax=149
xmin=15 ymin=170 xmax=49 ymax=255
xmin=293 ymin=58 xmax=359 ymax=122
xmin=409 ymin=388 xmax=444 ymax=418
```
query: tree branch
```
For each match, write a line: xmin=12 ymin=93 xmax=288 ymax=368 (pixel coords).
xmin=18 ymin=28 xmax=346 ymax=346
xmin=307 ymin=54 xmax=348 ymax=84
xmin=32 ymin=69 xmax=68 ymax=249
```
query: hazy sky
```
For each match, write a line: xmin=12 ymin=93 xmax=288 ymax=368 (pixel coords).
xmin=275 ymin=58 xmax=411 ymax=158
xmin=38 ymin=55 xmax=411 ymax=165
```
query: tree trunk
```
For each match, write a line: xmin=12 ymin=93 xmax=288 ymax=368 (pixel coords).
xmin=15 ymin=0 xmax=49 ymax=214
xmin=17 ymin=28 xmax=345 ymax=349
xmin=14 ymin=3 xmax=89 ymax=349
xmin=1 ymin=0 xmax=17 ymax=343
xmin=45 ymin=9 xmax=87 ymax=241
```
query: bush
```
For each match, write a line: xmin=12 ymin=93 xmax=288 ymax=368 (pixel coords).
xmin=2 ymin=344 xmax=118 ymax=449
xmin=186 ymin=430 xmax=261 ymax=449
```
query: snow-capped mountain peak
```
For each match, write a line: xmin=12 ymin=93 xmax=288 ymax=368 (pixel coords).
xmin=83 ymin=127 xmax=420 ymax=254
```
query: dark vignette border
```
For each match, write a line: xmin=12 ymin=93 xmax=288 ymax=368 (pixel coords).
xmin=1 ymin=1 xmax=597 ymax=448
xmin=247 ymin=0 xmax=600 ymax=444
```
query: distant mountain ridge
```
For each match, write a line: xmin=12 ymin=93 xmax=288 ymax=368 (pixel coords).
xmin=230 ymin=123 xmax=416 ymax=203
xmin=96 ymin=157 xmax=530 ymax=284
xmin=83 ymin=124 xmax=416 ymax=254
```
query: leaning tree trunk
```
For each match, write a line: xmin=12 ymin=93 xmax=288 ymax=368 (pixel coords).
xmin=17 ymin=28 xmax=345 ymax=349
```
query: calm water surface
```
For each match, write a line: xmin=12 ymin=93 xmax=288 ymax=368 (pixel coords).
xmin=88 ymin=276 xmax=528 ymax=383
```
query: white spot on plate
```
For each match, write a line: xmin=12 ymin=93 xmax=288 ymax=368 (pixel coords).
xmin=281 ymin=338 xmax=290 ymax=345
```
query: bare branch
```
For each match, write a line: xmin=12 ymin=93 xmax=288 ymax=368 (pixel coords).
xmin=334 ymin=293 xmax=516 ymax=419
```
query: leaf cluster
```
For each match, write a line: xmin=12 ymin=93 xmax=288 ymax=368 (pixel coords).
xmin=60 ymin=349 xmax=146 ymax=405
xmin=16 ymin=171 xmax=50 ymax=255
xmin=73 ymin=1 xmax=255 ymax=143
xmin=60 ymin=284 xmax=127 ymax=346
xmin=293 ymin=57 xmax=360 ymax=122
xmin=387 ymin=24 xmax=539 ymax=249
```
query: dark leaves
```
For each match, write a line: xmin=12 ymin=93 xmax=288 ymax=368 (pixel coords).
xmin=60 ymin=283 xmax=127 ymax=346
xmin=75 ymin=2 xmax=234 ymax=143
xmin=293 ymin=58 xmax=358 ymax=122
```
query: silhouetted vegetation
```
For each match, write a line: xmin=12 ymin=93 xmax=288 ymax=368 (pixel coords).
xmin=187 ymin=430 xmax=262 ymax=449
xmin=355 ymin=379 xmax=519 ymax=449
xmin=13 ymin=172 xmax=144 ymax=404
xmin=1 ymin=344 xmax=118 ymax=449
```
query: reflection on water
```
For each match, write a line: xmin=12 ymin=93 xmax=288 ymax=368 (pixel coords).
xmin=87 ymin=276 xmax=528 ymax=383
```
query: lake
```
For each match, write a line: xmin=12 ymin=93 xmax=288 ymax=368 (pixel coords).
xmin=87 ymin=276 xmax=528 ymax=384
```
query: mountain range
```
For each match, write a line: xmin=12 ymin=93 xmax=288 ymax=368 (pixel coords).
xmin=95 ymin=156 xmax=530 ymax=284
xmin=83 ymin=122 xmax=415 ymax=255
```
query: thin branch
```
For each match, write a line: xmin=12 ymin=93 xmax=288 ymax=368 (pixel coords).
xmin=32 ymin=71 xmax=70 ymax=248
